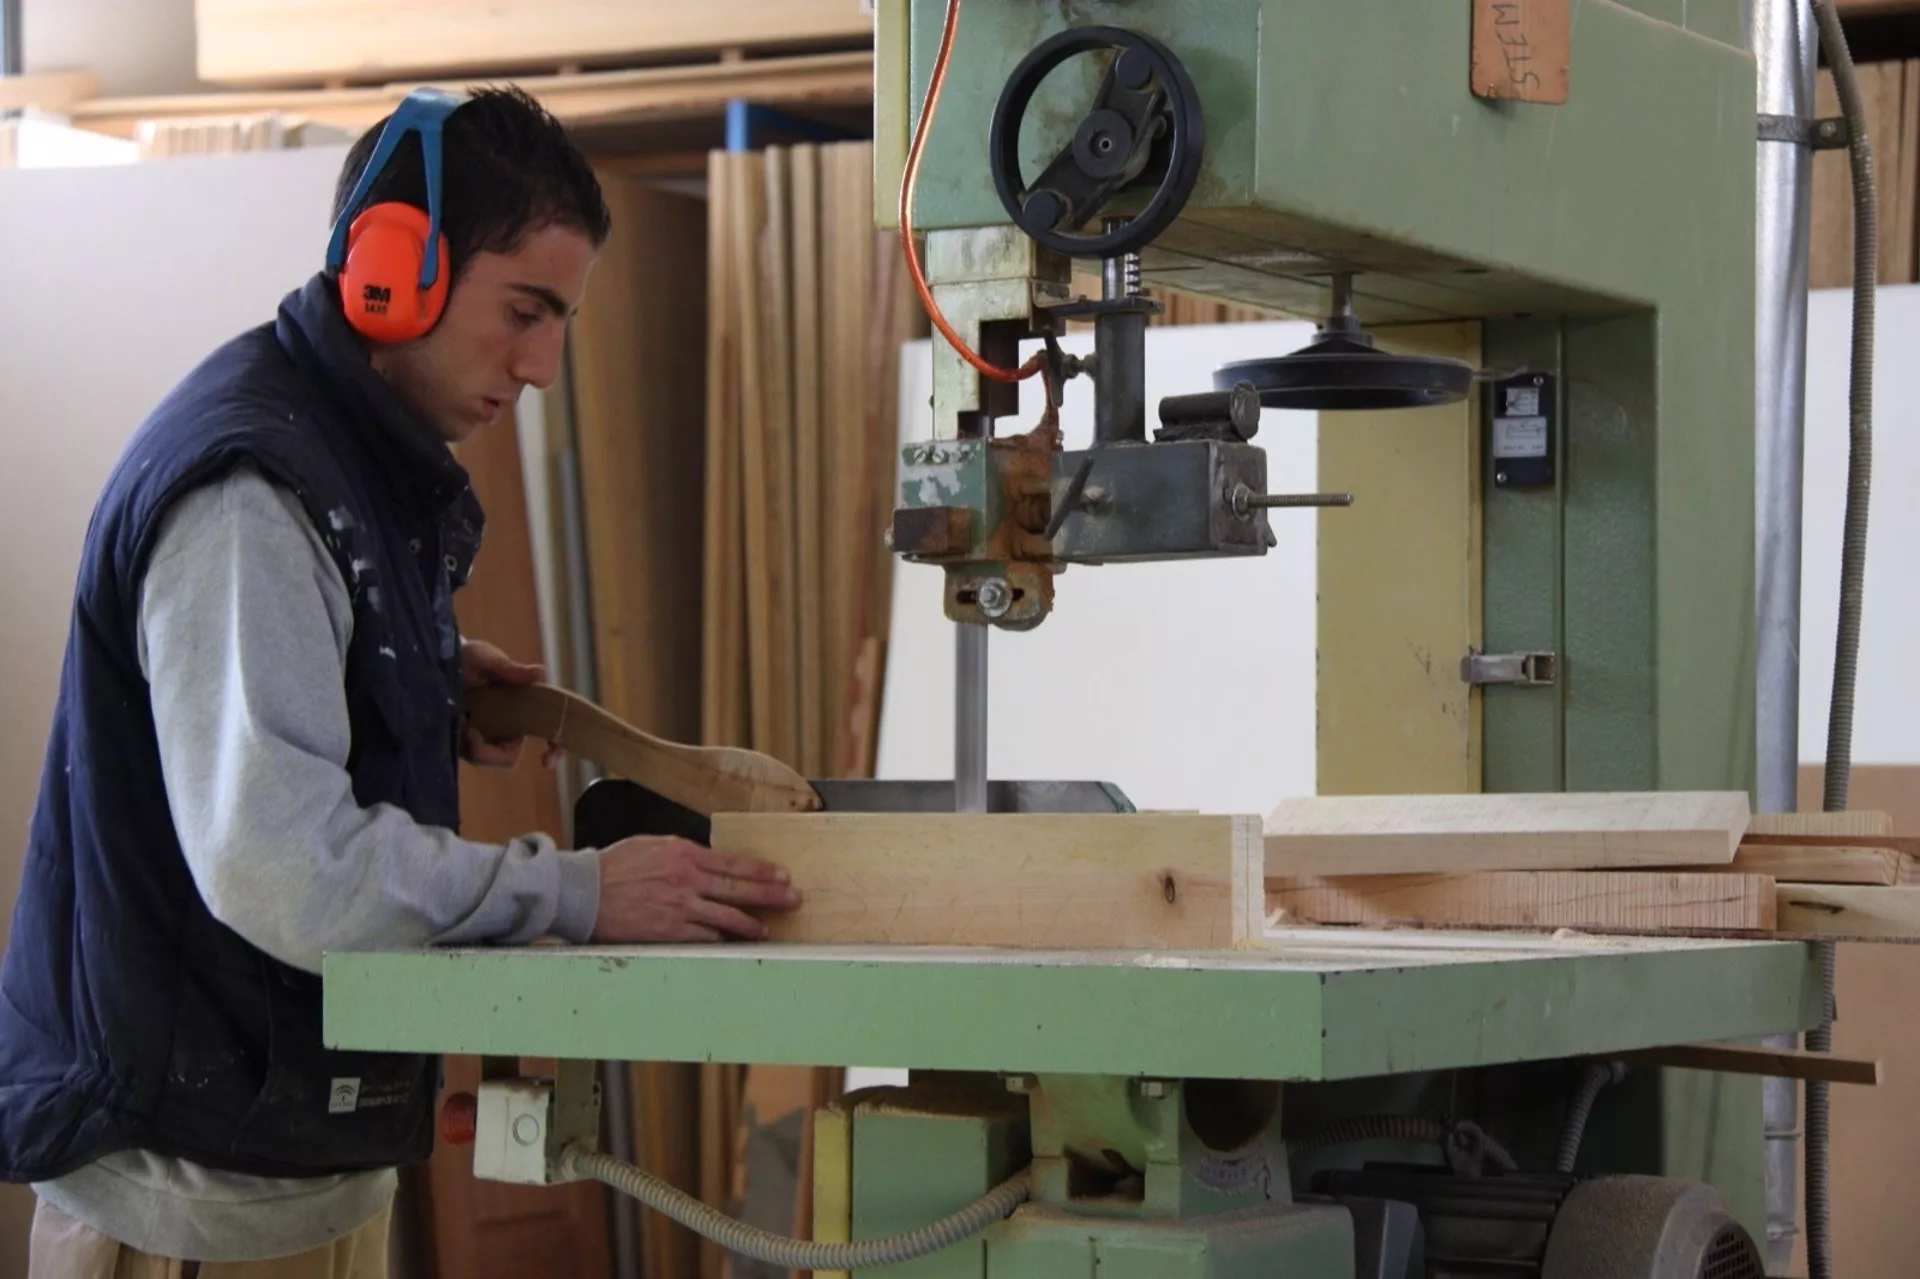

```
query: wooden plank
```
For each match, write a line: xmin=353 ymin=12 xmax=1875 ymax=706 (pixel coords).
xmin=732 ymin=151 xmax=777 ymax=756
xmin=758 ymin=148 xmax=802 ymax=767
xmin=1745 ymin=833 xmax=1920 ymax=856
xmin=571 ymin=172 xmax=707 ymax=744
xmin=194 ymin=0 xmax=875 ymax=87
xmin=1811 ymin=59 xmax=1915 ymax=288
xmin=1266 ymin=871 xmax=1776 ymax=932
xmin=704 ymin=149 xmax=751 ymax=748
xmin=0 ymin=70 xmax=99 ymax=113
xmin=1617 ymin=1043 xmax=1881 ymax=1086
xmin=1778 ymin=884 xmax=1920 ymax=940
xmin=792 ymin=144 xmax=826 ymax=776
xmin=1748 ymin=809 xmax=1895 ymax=838
xmin=710 ymin=813 xmax=1265 ymax=950
xmin=1264 ymin=791 xmax=1750 ymax=876
xmin=1470 ymin=0 xmax=1570 ymax=106
xmin=72 ymin=52 xmax=876 ymax=139
xmin=1700 ymin=844 xmax=1907 ymax=887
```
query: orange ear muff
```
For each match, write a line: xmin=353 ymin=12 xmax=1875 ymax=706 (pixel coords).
xmin=338 ymin=203 xmax=451 ymax=344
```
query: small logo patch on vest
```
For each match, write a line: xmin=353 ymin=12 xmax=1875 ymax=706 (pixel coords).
xmin=329 ymin=1078 xmax=362 ymax=1115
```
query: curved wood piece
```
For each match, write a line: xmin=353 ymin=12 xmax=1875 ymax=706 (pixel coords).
xmin=465 ymin=683 xmax=820 ymax=817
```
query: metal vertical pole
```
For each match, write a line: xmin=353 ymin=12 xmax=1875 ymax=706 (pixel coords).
xmin=1750 ymin=0 xmax=1817 ymax=1271
xmin=956 ymin=623 xmax=989 ymax=811
xmin=0 ymin=0 xmax=20 ymax=78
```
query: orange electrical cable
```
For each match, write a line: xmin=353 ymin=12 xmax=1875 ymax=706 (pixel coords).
xmin=900 ymin=0 xmax=1047 ymax=386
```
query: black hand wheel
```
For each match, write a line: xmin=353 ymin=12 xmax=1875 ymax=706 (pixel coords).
xmin=989 ymin=26 xmax=1205 ymax=259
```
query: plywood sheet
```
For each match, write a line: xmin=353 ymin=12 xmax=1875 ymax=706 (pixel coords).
xmin=1264 ymin=791 xmax=1750 ymax=876
xmin=571 ymin=172 xmax=708 ymax=743
xmin=195 ymin=0 xmax=875 ymax=86
xmin=709 ymin=812 xmax=1264 ymax=949
xmin=1268 ymin=870 xmax=1776 ymax=932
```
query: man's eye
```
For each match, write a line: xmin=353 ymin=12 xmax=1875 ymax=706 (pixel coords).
xmin=512 ymin=309 xmax=541 ymax=328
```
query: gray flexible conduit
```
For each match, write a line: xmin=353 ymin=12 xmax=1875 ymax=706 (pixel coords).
xmin=1808 ymin=5 xmax=1875 ymax=1278
xmin=1555 ymin=1061 xmax=1626 ymax=1174
xmin=561 ymin=1145 xmax=1031 ymax=1270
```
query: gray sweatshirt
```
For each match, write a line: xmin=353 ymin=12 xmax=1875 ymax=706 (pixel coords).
xmin=33 ymin=464 xmax=602 ymax=1261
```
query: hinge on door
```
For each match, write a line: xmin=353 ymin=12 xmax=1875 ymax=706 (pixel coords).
xmin=1461 ymin=649 xmax=1558 ymax=686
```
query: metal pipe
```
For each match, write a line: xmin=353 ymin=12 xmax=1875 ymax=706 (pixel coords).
xmin=1 ymin=0 xmax=20 ymax=78
xmin=956 ymin=623 xmax=989 ymax=812
xmin=1749 ymin=0 xmax=1817 ymax=1269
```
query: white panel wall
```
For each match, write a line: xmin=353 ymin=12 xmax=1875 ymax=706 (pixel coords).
xmin=876 ymin=322 xmax=1322 ymax=815
xmin=1799 ymin=286 xmax=1920 ymax=767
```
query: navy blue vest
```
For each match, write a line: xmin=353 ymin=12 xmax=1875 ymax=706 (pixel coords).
xmin=0 ymin=274 xmax=485 ymax=1182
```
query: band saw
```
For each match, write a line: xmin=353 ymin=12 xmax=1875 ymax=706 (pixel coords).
xmin=322 ymin=4 xmax=1842 ymax=1275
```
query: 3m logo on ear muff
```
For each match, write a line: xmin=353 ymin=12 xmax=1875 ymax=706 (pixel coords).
xmin=324 ymin=87 xmax=466 ymax=344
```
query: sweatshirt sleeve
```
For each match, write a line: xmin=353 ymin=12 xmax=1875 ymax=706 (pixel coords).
xmin=136 ymin=463 xmax=601 ymax=975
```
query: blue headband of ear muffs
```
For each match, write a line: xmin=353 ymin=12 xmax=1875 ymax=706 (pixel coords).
xmin=324 ymin=87 xmax=468 ymax=291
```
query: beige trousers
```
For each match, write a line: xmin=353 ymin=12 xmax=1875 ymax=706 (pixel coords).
xmin=27 ymin=1198 xmax=390 ymax=1279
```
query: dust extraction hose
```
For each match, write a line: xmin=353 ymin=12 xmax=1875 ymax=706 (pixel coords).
xmin=1808 ymin=4 xmax=1876 ymax=1278
xmin=561 ymin=1144 xmax=1030 ymax=1270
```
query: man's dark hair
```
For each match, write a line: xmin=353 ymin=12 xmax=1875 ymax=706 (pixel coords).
xmin=331 ymin=86 xmax=611 ymax=281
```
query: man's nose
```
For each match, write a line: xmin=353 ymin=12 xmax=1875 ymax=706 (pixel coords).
xmin=511 ymin=326 xmax=566 ymax=390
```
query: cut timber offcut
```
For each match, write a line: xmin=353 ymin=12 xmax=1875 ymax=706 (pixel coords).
xmin=709 ymin=812 xmax=1265 ymax=950
xmin=1266 ymin=871 xmax=1776 ymax=932
xmin=1776 ymin=884 xmax=1920 ymax=940
xmin=1263 ymin=792 xmax=1749 ymax=876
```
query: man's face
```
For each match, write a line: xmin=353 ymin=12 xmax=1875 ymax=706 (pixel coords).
xmin=373 ymin=221 xmax=597 ymax=444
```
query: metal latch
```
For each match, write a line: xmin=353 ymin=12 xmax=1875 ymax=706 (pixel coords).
xmin=1462 ymin=650 xmax=1558 ymax=686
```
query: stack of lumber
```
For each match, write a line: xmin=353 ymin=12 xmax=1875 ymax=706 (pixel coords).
xmin=704 ymin=140 xmax=925 ymax=778
xmin=1264 ymin=797 xmax=1920 ymax=942
xmin=193 ymin=0 xmax=874 ymax=88
xmin=702 ymin=793 xmax=1920 ymax=949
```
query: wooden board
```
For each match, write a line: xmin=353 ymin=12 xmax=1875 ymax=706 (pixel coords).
xmin=1685 ymin=844 xmax=1916 ymax=887
xmin=1618 ymin=1042 xmax=1881 ymax=1086
xmin=1264 ymin=791 xmax=1750 ymax=876
xmin=709 ymin=813 xmax=1265 ymax=949
xmin=704 ymin=150 xmax=751 ymax=748
xmin=571 ymin=172 xmax=707 ymax=745
xmin=75 ymin=53 xmax=876 ymax=141
xmin=1811 ymin=59 xmax=1920 ymax=289
xmin=1748 ymin=809 xmax=1895 ymax=838
xmin=1266 ymin=871 xmax=1777 ymax=932
xmin=194 ymin=0 xmax=875 ymax=87
xmin=1778 ymin=884 xmax=1920 ymax=940
xmin=1470 ymin=0 xmax=1570 ymax=105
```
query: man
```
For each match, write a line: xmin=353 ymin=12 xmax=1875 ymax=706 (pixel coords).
xmin=1 ymin=86 xmax=797 ymax=1274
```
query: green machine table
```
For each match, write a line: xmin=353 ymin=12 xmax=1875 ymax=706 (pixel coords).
xmin=324 ymin=929 xmax=1818 ymax=1275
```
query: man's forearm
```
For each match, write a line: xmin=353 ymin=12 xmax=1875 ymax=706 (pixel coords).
xmin=138 ymin=465 xmax=599 ymax=974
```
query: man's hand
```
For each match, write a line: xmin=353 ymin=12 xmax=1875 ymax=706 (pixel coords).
xmin=590 ymin=836 xmax=800 ymax=943
xmin=460 ymin=638 xmax=562 ymax=770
